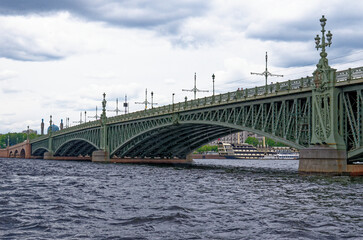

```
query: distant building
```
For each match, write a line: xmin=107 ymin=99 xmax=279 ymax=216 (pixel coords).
xmin=22 ymin=129 xmax=38 ymax=135
xmin=47 ymin=124 xmax=60 ymax=134
xmin=210 ymin=131 xmax=264 ymax=145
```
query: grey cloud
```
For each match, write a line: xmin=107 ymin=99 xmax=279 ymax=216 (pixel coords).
xmin=0 ymin=0 xmax=210 ymax=60
xmin=275 ymin=57 xmax=316 ymax=69
xmin=246 ymin=14 xmax=363 ymax=51
xmin=0 ymin=36 xmax=65 ymax=61
xmin=0 ymin=27 xmax=68 ymax=61
xmin=0 ymin=46 xmax=63 ymax=62
xmin=246 ymin=14 xmax=363 ymax=68
xmin=0 ymin=0 xmax=209 ymax=29
xmin=246 ymin=17 xmax=318 ymax=43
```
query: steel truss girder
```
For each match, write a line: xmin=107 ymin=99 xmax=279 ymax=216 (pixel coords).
xmin=172 ymin=128 xmax=238 ymax=158
xmin=149 ymin=125 xmax=231 ymax=158
xmin=32 ymin=147 xmax=48 ymax=156
xmin=31 ymin=87 xmax=363 ymax=159
xmin=130 ymin=125 xmax=213 ymax=157
xmin=342 ymin=86 xmax=363 ymax=160
xmin=54 ymin=139 xmax=99 ymax=157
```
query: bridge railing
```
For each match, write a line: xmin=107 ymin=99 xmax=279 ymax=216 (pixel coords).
xmin=31 ymin=66 xmax=363 ymax=141
xmin=30 ymin=118 xmax=101 ymax=143
xmin=131 ymin=66 xmax=360 ymax=115
xmin=336 ymin=66 xmax=363 ymax=82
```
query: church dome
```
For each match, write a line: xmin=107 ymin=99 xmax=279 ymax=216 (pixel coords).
xmin=47 ymin=124 xmax=60 ymax=133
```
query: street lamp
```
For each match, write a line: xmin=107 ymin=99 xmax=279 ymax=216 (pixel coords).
xmin=27 ymin=126 xmax=29 ymax=141
xmin=315 ymin=15 xmax=332 ymax=58
xmin=151 ymin=91 xmax=154 ymax=109
xmin=251 ymin=52 xmax=283 ymax=93
xmin=212 ymin=73 xmax=215 ymax=96
xmin=172 ymin=93 xmax=175 ymax=111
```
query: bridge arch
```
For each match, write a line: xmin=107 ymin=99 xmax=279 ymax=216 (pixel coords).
xmin=9 ymin=151 xmax=13 ymax=158
xmin=20 ymin=149 xmax=25 ymax=158
xmin=14 ymin=150 xmax=18 ymax=158
xmin=32 ymin=147 xmax=49 ymax=157
xmin=185 ymin=120 xmax=305 ymax=149
xmin=110 ymin=120 xmax=305 ymax=159
xmin=54 ymin=138 xmax=99 ymax=157
xmin=348 ymin=146 xmax=363 ymax=162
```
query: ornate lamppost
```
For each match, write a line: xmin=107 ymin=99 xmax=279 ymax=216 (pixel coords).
xmin=101 ymin=93 xmax=107 ymax=121
xmin=315 ymin=15 xmax=332 ymax=58
xmin=310 ymin=15 xmax=344 ymax=150
xmin=172 ymin=93 xmax=175 ymax=111
xmin=313 ymin=15 xmax=333 ymax=90
xmin=212 ymin=74 xmax=215 ymax=96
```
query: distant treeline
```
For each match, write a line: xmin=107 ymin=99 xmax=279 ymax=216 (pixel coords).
xmin=0 ymin=133 xmax=38 ymax=148
xmin=195 ymin=145 xmax=218 ymax=153
xmin=245 ymin=137 xmax=286 ymax=147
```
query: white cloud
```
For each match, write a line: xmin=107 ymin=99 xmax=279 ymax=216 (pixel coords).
xmin=0 ymin=12 xmax=106 ymax=61
xmin=1 ymin=0 xmax=363 ymax=133
xmin=0 ymin=70 xmax=17 ymax=80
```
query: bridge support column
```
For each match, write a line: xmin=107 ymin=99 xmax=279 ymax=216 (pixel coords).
xmin=92 ymin=150 xmax=110 ymax=162
xmin=44 ymin=151 xmax=54 ymax=160
xmin=25 ymin=142 xmax=31 ymax=159
xmin=300 ymin=16 xmax=356 ymax=174
xmin=92 ymin=93 xmax=110 ymax=163
xmin=299 ymin=146 xmax=347 ymax=174
xmin=299 ymin=146 xmax=363 ymax=175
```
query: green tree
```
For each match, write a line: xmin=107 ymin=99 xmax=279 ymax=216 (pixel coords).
xmin=245 ymin=136 xmax=260 ymax=146
xmin=196 ymin=145 xmax=218 ymax=153
xmin=0 ymin=132 xmax=38 ymax=149
xmin=265 ymin=137 xmax=286 ymax=147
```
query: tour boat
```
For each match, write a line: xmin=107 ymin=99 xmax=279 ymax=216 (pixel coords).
xmin=218 ymin=142 xmax=299 ymax=160
xmin=218 ymin=142 xmax=265 ymax=159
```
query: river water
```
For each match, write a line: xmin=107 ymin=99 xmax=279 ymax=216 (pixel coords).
xmin=0 ymin=158 xmax=362 ymax=239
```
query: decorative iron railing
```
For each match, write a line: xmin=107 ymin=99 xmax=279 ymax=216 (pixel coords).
xmin=31 ymin=66 xmax=363 ymax=143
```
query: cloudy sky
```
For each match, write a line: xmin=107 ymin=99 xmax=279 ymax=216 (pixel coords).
xmin=1 ymin=0 xmax=363 ymax=133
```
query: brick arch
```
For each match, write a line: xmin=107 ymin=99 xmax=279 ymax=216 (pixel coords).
xmin=20 ymin=149 xmax=26 ymax=158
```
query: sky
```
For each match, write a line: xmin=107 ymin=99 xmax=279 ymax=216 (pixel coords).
xmin=1 ymin=0 xmax=363 ymax=134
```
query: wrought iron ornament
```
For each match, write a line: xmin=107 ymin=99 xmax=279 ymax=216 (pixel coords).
xmin=313 ymin=15 xmax=333 ymax=91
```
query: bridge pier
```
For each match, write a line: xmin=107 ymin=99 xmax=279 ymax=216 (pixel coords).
xmin=92 ymin=150 xmax=110 ymax=162
xmin=299 ymin=146 xmax=363 ymax=175
xmin=43 ymin=152 xmax=54 ymax=160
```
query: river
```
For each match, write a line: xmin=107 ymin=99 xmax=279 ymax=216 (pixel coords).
xmin=0 ymin=158 xmax=362 ymax=239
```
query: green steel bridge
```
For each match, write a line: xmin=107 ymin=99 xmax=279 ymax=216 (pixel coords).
xmin=30 ymin=65 xmax=363 ymax=163
xmin=29 ymin=16 xmax=363 ymax=174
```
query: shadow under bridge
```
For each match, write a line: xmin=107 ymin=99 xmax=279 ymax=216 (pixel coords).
xmin=110 ymin=123 xmax=239 ymax=159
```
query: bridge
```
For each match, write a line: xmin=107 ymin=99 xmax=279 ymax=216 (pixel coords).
xmin=4 ymin=16 xmax=363 ymax=175
xmin=24 ymin=62 xmax=363 ymax=173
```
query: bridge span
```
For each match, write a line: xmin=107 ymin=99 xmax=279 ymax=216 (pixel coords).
xmin=7 ymin=16 xmax=363 ymax=175
xmin=26 ymin=64 xmax=363 ymax=175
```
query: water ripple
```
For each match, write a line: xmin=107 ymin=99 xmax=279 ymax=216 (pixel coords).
xmin=0 ymin=158 xmax=362 ymax=239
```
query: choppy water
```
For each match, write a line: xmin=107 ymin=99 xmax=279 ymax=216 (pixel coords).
xmin=0 ymin=158 xmax=362 ymax=239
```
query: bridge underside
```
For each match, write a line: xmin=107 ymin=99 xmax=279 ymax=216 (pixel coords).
xmin=111 ymin=123 xmax=238 ymax=159
xmin=54 ymin=139 xmax=98 ymax=157
xmin=32 ymin=147 xmax=48 ymax=157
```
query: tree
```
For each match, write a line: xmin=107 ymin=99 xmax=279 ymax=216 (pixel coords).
xmin=0 ymin=132 xmax=38 ymax=149
xmin=245 ymin=137 xmax=260 ymax=146
xmin=196 ymin=145 xmax=218 ymax=153
xmin=265 ymin=137 xmax=286 ymax=147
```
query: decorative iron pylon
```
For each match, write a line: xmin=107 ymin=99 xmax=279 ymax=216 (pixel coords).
xmin=311 ymin=15 xmax=345 ymax=149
